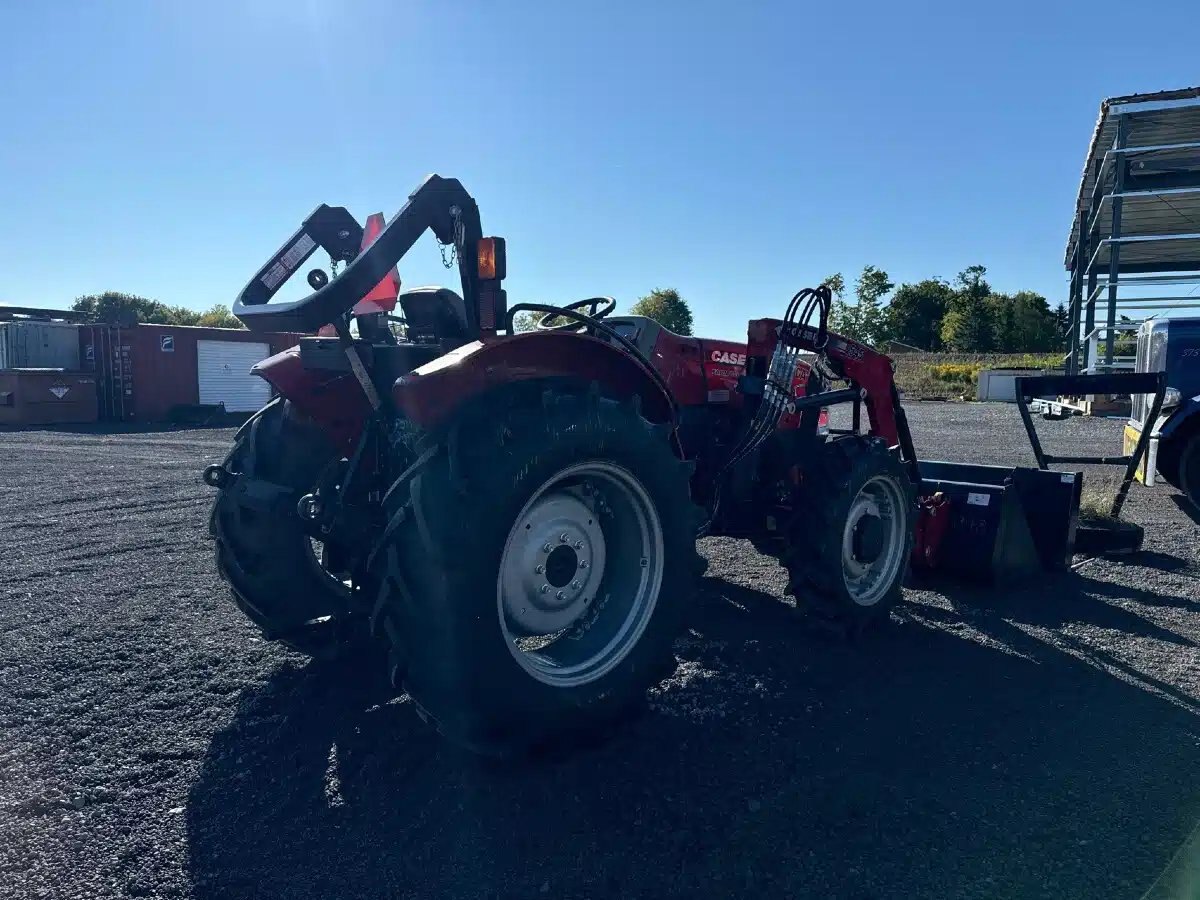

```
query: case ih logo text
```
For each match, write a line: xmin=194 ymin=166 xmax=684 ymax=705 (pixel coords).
xmin=710 ymin=350 xmax=747 ymax=367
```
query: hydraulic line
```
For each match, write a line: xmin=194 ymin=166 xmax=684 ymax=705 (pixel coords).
xmin=699 ymin=285 xmax=832 ymax=533
xmin=723 ymin=286 xmax=831 ymax=471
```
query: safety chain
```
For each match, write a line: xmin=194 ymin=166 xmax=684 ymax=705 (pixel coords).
xmin=437 ymin=205 xmax=464 ymax=269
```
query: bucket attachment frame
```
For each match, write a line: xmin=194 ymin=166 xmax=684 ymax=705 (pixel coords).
xmin=1014 ymin=371 xmax=1167 ymax=520
xmin=915 ymin=460 xmax=1082 ymax=580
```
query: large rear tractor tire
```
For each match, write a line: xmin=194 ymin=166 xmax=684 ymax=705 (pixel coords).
xmin=209 ymin=400 xmax=367 ymax=661
xmin=372 ymin=387 xmax=704 ymax=755
xmin=782 ymin=436 xmax=915 ymax=629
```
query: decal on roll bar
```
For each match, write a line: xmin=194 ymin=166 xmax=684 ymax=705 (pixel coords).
xmin=281 ymin=234 xmax=316 ymax=269
xmin=262 ymin=233 xmax=318 ymax=291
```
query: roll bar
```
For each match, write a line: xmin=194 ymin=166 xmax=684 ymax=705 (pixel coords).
xmin=233 ymin=174 xmax=483 ymax=335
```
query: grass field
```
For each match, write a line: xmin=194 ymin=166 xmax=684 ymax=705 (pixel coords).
xmin=892 ymin=352 xmax=1062 ymax=399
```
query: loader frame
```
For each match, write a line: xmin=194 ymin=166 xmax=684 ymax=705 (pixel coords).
xmin=1015 ymin=371 xmax=1166 ymax=519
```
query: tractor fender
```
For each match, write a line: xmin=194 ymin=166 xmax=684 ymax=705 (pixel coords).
xmin=250 ymin=346 xmax=370 ymax=453
xmin=391 ymin=331 xmax=675 ymax=432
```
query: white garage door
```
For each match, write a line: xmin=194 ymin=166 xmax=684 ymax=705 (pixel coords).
xmin=197 ymin=340 xmax=272 ymax=412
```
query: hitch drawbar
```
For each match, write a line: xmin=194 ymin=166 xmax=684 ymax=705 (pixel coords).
xmin=203 ymin=464 xmax=302 ymax=517
xmin=202 ymin=464 xmax=232 ymax=489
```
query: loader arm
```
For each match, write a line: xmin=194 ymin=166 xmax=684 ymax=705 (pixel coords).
xmin=747 ymin=318 xmax=917 ymax=472
xmin=809 ymin=332 xmax=902 ymax=446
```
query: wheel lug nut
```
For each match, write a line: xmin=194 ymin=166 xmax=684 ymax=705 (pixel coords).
xmin=535 ymin=565 xmax=544 ymax=574
xmin=556 ymin=590 xmax=566 ymax=601
xmin=574 ymin=540 xmax=583 ymax=550
xmin=559 ymin=533 xmax=569 ymax=543
xmin=540 ymin=584 xmax=550 ymax=594
xmin=571 ymin=580 xmax=581 ymax=589
xmin=579 ymin=560 xmax=589 ymax=569
xmin=542 ymin=543 xmax=552 ymax=553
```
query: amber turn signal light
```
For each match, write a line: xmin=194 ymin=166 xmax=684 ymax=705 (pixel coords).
xmin=477 ymin=237 xmax=506 ymax=281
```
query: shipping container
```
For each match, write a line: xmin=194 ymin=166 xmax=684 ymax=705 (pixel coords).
xmin=0 ymin=321 xmax=81 ymax=370
xmin=0 ymin=370 xmax=98 ymax=425
xmin=79 ymin=323 xmax=303 ymax=421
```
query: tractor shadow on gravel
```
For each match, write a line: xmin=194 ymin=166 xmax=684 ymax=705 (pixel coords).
xmin=187 ymin=565 xmax=1200 ymax=899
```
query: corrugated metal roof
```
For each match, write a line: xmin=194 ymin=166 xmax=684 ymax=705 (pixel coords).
xmin=1064 ymin=86 xmax=1200 ymax=268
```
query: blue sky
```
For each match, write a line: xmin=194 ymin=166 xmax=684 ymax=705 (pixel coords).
xmin=1 ymin=0 xmax=1197 ymax=339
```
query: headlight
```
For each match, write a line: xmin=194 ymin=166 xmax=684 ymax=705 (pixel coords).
xmin=1163 ymin=387 xmax=1181 ymax=408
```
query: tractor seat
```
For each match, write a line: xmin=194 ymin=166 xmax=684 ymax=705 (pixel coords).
xmin=398 ymin=287 xmax=469 ymax=343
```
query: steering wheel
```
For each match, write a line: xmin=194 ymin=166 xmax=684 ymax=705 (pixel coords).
xmin=536 ymin=297 xmax=617 ymax=332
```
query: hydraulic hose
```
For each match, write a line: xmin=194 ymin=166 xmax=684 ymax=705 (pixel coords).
xmin=699 ymin=284 xmax=832 ymax=533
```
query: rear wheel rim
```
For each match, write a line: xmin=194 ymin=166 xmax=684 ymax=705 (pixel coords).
xmin=841 ymin=473 xmax=907 ymax=607
xmin=497 ymin=461 xmax=664 ymax=687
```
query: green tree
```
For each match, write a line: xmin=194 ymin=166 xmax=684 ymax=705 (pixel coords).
xmin=160 ymin=305 xmax=201 ymax=326
xmin=70 ymin=291 xmax=223 ymax=327
xmin=823 ymin=272 xmax=861 ymax=339
xmin=988 ymin=293 xmax=1018 ymax=352
xmin=823 ymin=268 xmax=892 ymax=344
xmin=511 ymin=311 xmax=539 ymax=332
xmin=884 ymin=278 xmax=954 ymax=350
xmin=196 ymin=304 xmax=245 ymax=329
xmin=854 ymin=265 xmax=893 ymax=344
xmin=72 ymin=291 xmax=165 ymax=325
xmin=70 ymin=292 xmax=243 ymax=328
xmin=822 ymin=273 xmax=846 ymax=298
xmin=980 ymin=289 xmax=1059 ymax=352
xmin=1009 ymin=291 xmax=1058 ymax=352
xmin=941 ymin=265 xmax=995 ymax=352
xmin=1053 ymin=301 xmax=1069 ymax=347
xmin=629 ymin=287 xmax=694 ymax=335
xmin=1112 ymin=315 xmax=1138 ymax=357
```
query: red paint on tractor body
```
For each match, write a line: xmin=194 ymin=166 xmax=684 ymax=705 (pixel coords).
xmin=251 ymin=347 xmax=370 ymax=452
xmin=391 ymin=331 xmax=675 ymax=432
xmin=255 ymin=323 xmax=840 ymax=455
xmin=643 ymin=329 xmax=751 ymax=408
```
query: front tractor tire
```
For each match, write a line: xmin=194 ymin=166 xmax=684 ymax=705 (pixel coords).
xmin=783 ymin=436 xmax=915 ymax=629
xmin=373 ymin=388 xmax=703 ymax=755
xmin=209 ymin=400 xmax=363 ymax=660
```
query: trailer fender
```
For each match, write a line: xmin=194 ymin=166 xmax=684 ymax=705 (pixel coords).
xmin=250 ymin=346 xmax=370 ymax=452
xmin=391 ymin=331 xmax=675 ymax=432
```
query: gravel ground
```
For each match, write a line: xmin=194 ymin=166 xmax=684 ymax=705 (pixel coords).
xmin=2 ymin=402 xmax=1199 ymax=899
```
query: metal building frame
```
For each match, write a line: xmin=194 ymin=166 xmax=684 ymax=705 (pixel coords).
xmin=1065 ymin=87 xmax=1200 ymax=374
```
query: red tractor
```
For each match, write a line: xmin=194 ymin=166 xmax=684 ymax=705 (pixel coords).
xmin=205 ymin=175 xmax=1064 ymax=754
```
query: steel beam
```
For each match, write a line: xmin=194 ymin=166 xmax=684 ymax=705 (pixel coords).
xmin=1104 ymin=117 xmax=1128 ymax=369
